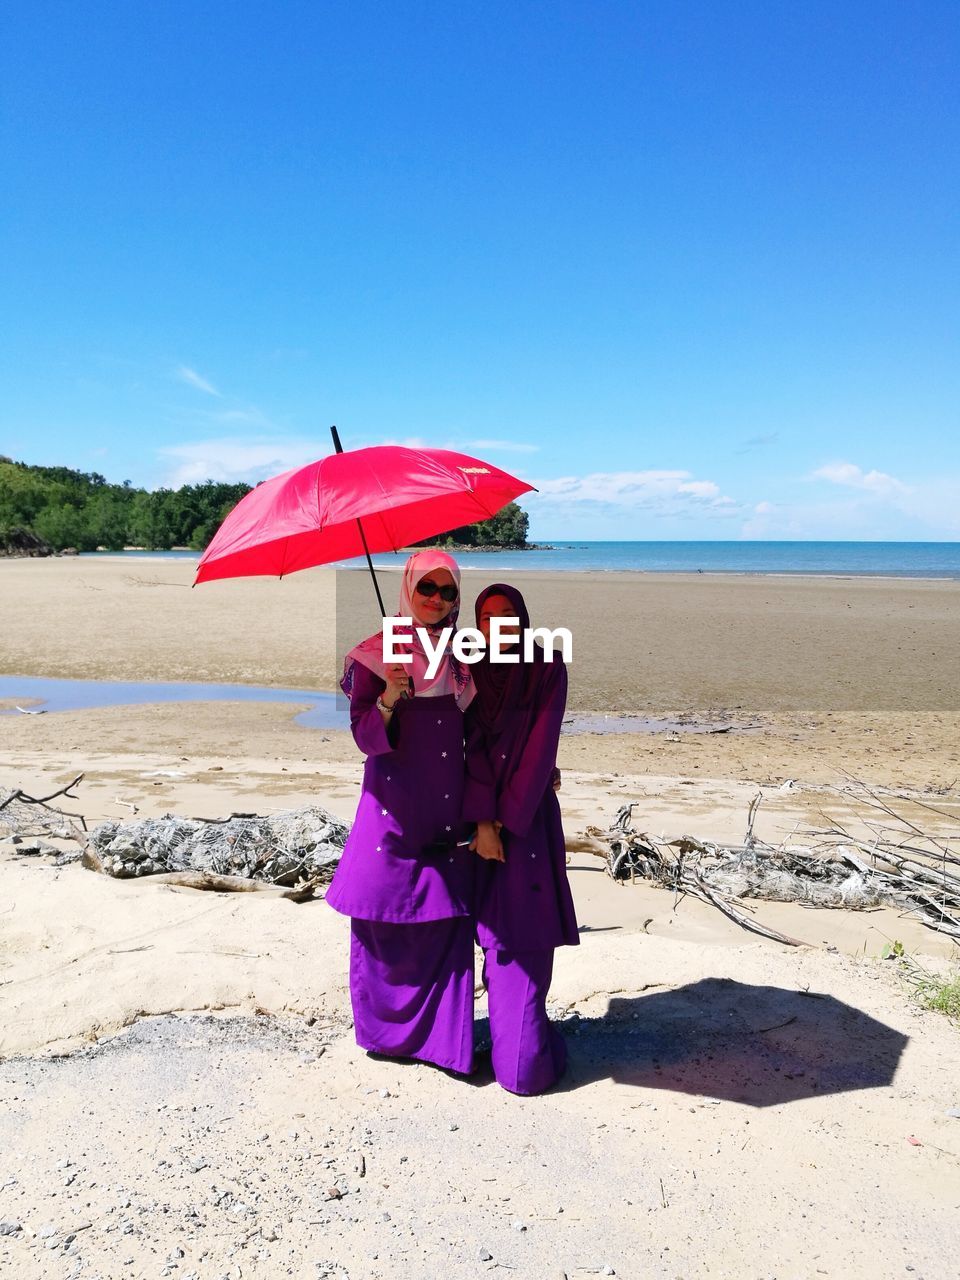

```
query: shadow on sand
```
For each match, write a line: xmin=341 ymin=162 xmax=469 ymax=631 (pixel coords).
xmin=555 ymin=977 xmax=908 ymax=1105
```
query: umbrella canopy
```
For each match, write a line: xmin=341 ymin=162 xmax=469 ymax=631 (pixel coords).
xmin=194 ymin=445 xmax=535 ymax=585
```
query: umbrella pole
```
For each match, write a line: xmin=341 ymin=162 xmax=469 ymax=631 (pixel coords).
xmin=330 ymin=425 xmax=387 ymax=618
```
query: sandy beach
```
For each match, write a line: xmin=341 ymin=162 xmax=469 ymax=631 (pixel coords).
xmin=2 ymin=555 xmax=959 ymax=1279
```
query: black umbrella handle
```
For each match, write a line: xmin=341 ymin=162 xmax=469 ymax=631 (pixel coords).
xmin=330 ymin=425 xmax=388 ymax=620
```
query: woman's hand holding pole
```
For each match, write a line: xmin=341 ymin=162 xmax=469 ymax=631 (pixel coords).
xmin=378 ymin=663 xmax=411 ymax=724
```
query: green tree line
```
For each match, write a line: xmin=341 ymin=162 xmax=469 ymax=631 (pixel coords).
xmin=0 ymin=457 xmax=531 ymax=552
xmin=0 ymin=458 xmax=253 ymax=552
xmin=413 ymin=501 xmax=529 ymax=548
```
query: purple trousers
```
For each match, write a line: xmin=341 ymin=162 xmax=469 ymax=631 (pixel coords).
xmin=349 ymin=917 xmax=475 ymax=1075
xmin=482 ymin=947 xmax=568 ymax=1095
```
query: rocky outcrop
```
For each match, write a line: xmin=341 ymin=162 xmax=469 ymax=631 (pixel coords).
xmin=0 ymin=526 xmax=55 ymax=557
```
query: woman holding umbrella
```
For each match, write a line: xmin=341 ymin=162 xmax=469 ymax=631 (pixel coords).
xmin=325 ymin=549 xmax=480 ymax=1075
xmin=464 ymin=582 xmax=580 ymax=1094
xmin=193 ymin=430 xmax=537 ymax=1076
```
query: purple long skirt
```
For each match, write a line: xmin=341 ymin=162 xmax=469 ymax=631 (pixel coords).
xmin=349 ymin=917 xmax=475 ymax=1075
xmin=482 ymin=947 xmax=568 ymax=1095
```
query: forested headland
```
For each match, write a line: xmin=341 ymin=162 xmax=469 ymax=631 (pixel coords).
xmin=0 ymin=457 xmax=535 ymax=554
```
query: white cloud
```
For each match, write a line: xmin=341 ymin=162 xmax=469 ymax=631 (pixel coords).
xmin=737 ymin=460 xmax=916 ymax=537
xmin=526 ymin=469 xmax=741 ymax=521
xmin=677 ymin=480 xmax=720 ymax=498
xmin=159 ymin=434 xmax=538 ymax=488
xmin=739 ymin=473 xmax=960 ymax=539
xmin=175 ymin=365 xmax=222 ymax=397
xmin=897 ymin=477 xmax=960 ymax=534
xmin=357 ymin=435 xmax=428 ymax=449
xmin=158 ymin=436 xmax=325 ymax=487
xmin=811 ymin=461 xmax=906 ymax=497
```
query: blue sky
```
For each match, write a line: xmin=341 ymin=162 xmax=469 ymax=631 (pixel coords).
xmin=2 ymin=1 xmax=958 ymax=539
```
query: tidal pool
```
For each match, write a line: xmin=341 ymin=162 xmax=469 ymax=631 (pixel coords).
xmin=0 ymin=676 xmax=759 ymax=736
xmin=0 ymin=676 xmax=346 ymax=730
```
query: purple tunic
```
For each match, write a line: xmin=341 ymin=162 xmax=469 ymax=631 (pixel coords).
xmin=325 ymin=662 xmax=475 ymax=924
xmin=462 ymin=657 xmax=580 ymax=953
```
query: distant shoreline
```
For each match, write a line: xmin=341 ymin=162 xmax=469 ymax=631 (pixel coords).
xmin=410 ymin=541 xmax=556 ymax=552
xmin=1 ymin=549 xmax=955 ymax=583
xmin=4 ymin=533 xmax=958 ymax=579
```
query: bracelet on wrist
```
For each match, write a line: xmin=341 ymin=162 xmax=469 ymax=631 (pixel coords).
xmin=376 ymin=695 xmax=395 ymax=714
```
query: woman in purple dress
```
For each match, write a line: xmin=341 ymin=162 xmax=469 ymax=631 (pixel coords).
xmin=325 ymin=550 xmax=478 ymax=1075
xmin=463 ymin=582 xmax=580 ymax=1094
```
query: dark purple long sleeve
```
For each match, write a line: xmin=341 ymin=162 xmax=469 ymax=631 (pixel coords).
xmin=497 ymin=659 xmax=567 ymax=838
xmin=471 ymin=656 xmax=578 ymax=952
xmin=462 ymin=711 xmax=498 ymax=823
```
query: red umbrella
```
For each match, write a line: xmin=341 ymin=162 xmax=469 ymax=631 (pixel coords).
xmin=194 ymin=428 xmax=535 ymax=613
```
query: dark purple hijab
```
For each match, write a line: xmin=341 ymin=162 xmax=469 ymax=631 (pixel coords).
xmin=470 ymin=582 xmax=547 ymax=736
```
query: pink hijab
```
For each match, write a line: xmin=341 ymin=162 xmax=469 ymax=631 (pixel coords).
xmin=340 ymin=550 xmax=476 ymax=709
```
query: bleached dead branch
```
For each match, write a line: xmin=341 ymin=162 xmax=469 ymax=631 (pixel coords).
xmin=2 ymin=776 xmax=347 ymax=898
xmin=588 ymin=784 xmax=960 ymax=946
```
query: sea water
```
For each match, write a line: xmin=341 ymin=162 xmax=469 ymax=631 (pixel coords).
xmin=79 ymin=541 xmax=960 ymax=577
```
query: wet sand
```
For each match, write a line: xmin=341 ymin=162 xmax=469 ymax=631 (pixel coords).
xmin=4 ymin=555 xmax=960 ymax=715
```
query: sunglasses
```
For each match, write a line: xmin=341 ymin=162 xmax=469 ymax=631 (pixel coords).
xmin=415 ymin=579 xmax=458 ymax=603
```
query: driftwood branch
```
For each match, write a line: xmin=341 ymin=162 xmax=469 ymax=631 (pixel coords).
xmin=4 ymin=777 xmax=347 ymax=897
xmin=0 ymin=771 xmax=85 ymax=814
xmin=0 ymin=773 xmax=88 ymax=843
xmin=588 ymin=782 xmax=960 ymax=945
xmin=81 ymin=804 xmax=347 ymax=897
xmin=689 ymin=864 xmax=806 ymax=947
xmin=141 ymin=869 xmax=321 ymax=901
xmin=80 ymin=843 xmax=317 ymax=896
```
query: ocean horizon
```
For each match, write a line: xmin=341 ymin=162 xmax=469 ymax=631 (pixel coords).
xmin=78 ymin=540 xmax=960 ymax=579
